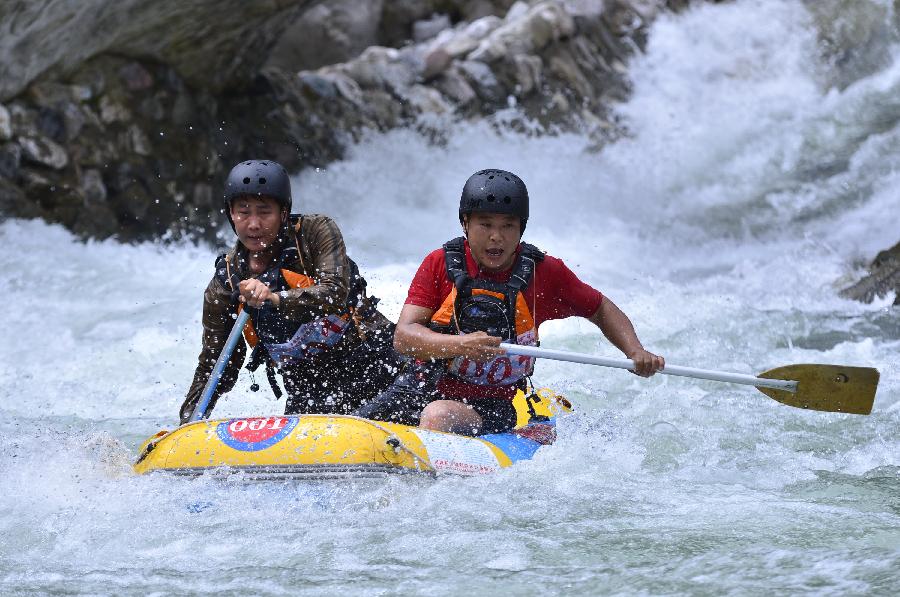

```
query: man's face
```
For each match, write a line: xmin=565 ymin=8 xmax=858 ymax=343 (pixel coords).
xmin=464 ymin=212 xmax=521 ymax=272
xmin=230 ymin=196 xmax=285 ymax=252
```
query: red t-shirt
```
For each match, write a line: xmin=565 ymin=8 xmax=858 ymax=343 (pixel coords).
xmin=405 ymin=240 xmax=603 ymax=398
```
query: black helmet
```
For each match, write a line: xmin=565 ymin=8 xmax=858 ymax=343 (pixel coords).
xmin=459 ymin=169 xmax=528 ymax=234
xmin=224 ymin=159 xmax=292 ymax=209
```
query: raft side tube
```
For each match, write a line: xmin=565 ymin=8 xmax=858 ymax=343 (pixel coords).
xmin=134 ymin=415 xmax=432 ymax=475
xmin=133 ymin=389 xmax=570 ymax=477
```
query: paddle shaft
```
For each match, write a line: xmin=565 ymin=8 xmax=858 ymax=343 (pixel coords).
xmin=189 ymin=309 xmax=251 ymax=422
xmin=501 ymin=343 xmax=798 ymax=393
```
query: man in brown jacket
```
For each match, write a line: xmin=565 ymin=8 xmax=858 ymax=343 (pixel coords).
xmin=179 ymin=159 xmax=400 ymax=424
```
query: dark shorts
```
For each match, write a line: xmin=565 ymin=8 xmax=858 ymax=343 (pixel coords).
xmin=354 ymin=372 xmax=519 ymax=435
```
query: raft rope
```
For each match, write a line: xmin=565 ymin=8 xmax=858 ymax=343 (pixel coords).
xmin=354 ymin=417 xmax=433 ymax=474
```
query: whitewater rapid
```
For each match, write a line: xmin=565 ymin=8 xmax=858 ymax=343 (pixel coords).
xmin=1 ymin=1 xmax=898 ymax=594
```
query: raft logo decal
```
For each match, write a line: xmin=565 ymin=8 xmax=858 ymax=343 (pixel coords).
xmin=217 ymin=416 xmax=299 ymax=452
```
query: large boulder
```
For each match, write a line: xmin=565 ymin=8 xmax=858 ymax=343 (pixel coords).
xmin=266 ymin=0 xmax=386 ymax=72
xmin=841 ymin=242 xmax=900 ymax=305
xmin=0 ymin=0 xmax=313 ymax=102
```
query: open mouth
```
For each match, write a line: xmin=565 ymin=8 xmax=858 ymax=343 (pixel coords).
xmin=485 ymin=248 xmax=504 ymax=258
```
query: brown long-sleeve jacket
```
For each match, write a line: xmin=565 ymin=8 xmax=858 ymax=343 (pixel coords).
xmin=180 ymin=213 xmax=379 ymax=422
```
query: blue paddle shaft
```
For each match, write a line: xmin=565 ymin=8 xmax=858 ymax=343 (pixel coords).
xmin=189 ymin=309 xmax=251 ymax=423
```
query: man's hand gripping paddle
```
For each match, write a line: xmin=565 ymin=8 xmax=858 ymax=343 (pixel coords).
xmin=501 ymin=344 xmax=879 ymax=415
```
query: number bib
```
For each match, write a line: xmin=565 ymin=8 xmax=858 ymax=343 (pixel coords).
xmin=448 ymin=330 xmax=537 ymax=386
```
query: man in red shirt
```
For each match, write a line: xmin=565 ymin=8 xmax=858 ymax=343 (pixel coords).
xmin=356 ymin=168 xmax=663 ymax=435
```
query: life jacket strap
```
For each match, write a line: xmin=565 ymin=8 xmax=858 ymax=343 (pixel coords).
xmin=441 ymin=236 xmax=544 ymax=295
xmin=442 ymin=237 xmax=470 ymax=293
xmin=440 ymin=236 xmax=544 ymax=341
xmin=245 ymin=344 xmax=283 ymax=399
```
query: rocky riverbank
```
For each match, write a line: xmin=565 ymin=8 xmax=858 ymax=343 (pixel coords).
xmin=0 ymin=0 xmax=682 ymax=242
xmin=841 ymin=242 xmax=900 ymax=306
xmin=0 ymin=0 xmax=896 ymax=302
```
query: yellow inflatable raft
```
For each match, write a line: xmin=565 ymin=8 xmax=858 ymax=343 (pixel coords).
xmin=134 ymin=389 xmax=569 ymax=479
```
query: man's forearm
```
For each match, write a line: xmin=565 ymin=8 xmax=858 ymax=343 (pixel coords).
xmin=590 ymin=298 xmax=645 ymax=357
xmin=277 ymin=272 xmax=349 ymax=319
xmin=394 ymin=322 xmax=466 ymax=360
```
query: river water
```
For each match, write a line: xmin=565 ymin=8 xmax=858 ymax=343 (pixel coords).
xmin=1 ymin=1 xmax=898 ymax=595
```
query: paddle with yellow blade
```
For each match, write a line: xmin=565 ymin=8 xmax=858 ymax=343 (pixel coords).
xmin=501 ymin=344 xmax=879 ymax=415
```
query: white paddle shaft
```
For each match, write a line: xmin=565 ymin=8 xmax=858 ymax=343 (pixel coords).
xmin=501 ymin=343 xmax=798 ymax=393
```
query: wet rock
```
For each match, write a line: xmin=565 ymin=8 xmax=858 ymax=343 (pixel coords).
xmin=548 ymin=48 xmax=593 ymax=99
xmin=19 ymin=167 xmax=54 ymax=196
xmin=341 ymin=46 xmax=397 ymax=88
xmin=8 ymin=103 xmax=38 ymax=138
xmin=119 ymin=62 xmax=155 ymax=91
xmin=457 ymin=60 xmax=506 ymax=103
xmin=138 ymin=95 xmax=166 ymax=121
xmin=80 ymin=169 xmax=107 ymax=204
xmin=60 ymin=103 xmax=87 ymax=141
xmin=435 ymin=68 xmax=478 ymax=106
xmin=464 ymin=0 xmax=515 ymax=21
xmin=0 ymin=0 xmax=313 ymax=101
xmin=840 ymin=242 xmax=900 ymax=305
xmin=27 ymin=82 xmax=92 ymax=108
xmin=511 ymin=54 xmax=543 ymax=96
xmin=0 ymin=105 xmax=11 ymax=141
xmin=359 ymin=89 xmax=404 ymax=129
xmin=547 ymin=91 xmax=570 ymax=112
xmin=423 ymin=49 xmax=454 ymax=80
xmin=603 ymin=0 xmax=657 ymax=36
xmin=171 ymin=92 xmax=195 ymax=125
xmin=113 ymin=177 xmax=154 ymax=222
xmin=71 ymin=200 xmax=121 ymax=239
xmin=414 ymin=14 xmax=452 ymax=43
xmin=298 ymin=73 xmax=339 ymax=100
xmin=438 ymin=16 xmax=503 ymax=58
xmin=569 ymin=34 xmax=613 ymax=75
xmin=0 ymin=176 xmax=30 ymax=218
xmin=36 ymin=107 xmax=67 ymax=142
xmin=379 ymin=0 xmax=437 ymax=46
xmin=470 ymin=1 xmax=576 ymax=63
xmin=268 ymin=0 xmax=385 ymax=72
xmin=69 ymin=130 xmax=116 ymax=168
xmin=123 ymin=125 xmax=152 ymax=157
xmin=402 ymin=85 xmax=453 ymax=115
xmin=506 ymin=1 xmax=530 ymax=21
xmin=341 ymin=46 xmax=420 ymax=94
xmin=68 ymin=66 xmax=108 ymax=102
xmin=330 ymin=73 xmax=365 ymax=105
xmin=99 ymin=95 xmax=131 ymax=124
xmin=0 ymin=143 xmax=22 ymax=180
xmin=19 ymin=135 xmax=69 ymax=170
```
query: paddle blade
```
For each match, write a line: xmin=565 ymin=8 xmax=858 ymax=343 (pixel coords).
xmin=757 ymin=364 xmax=879 ymax=415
